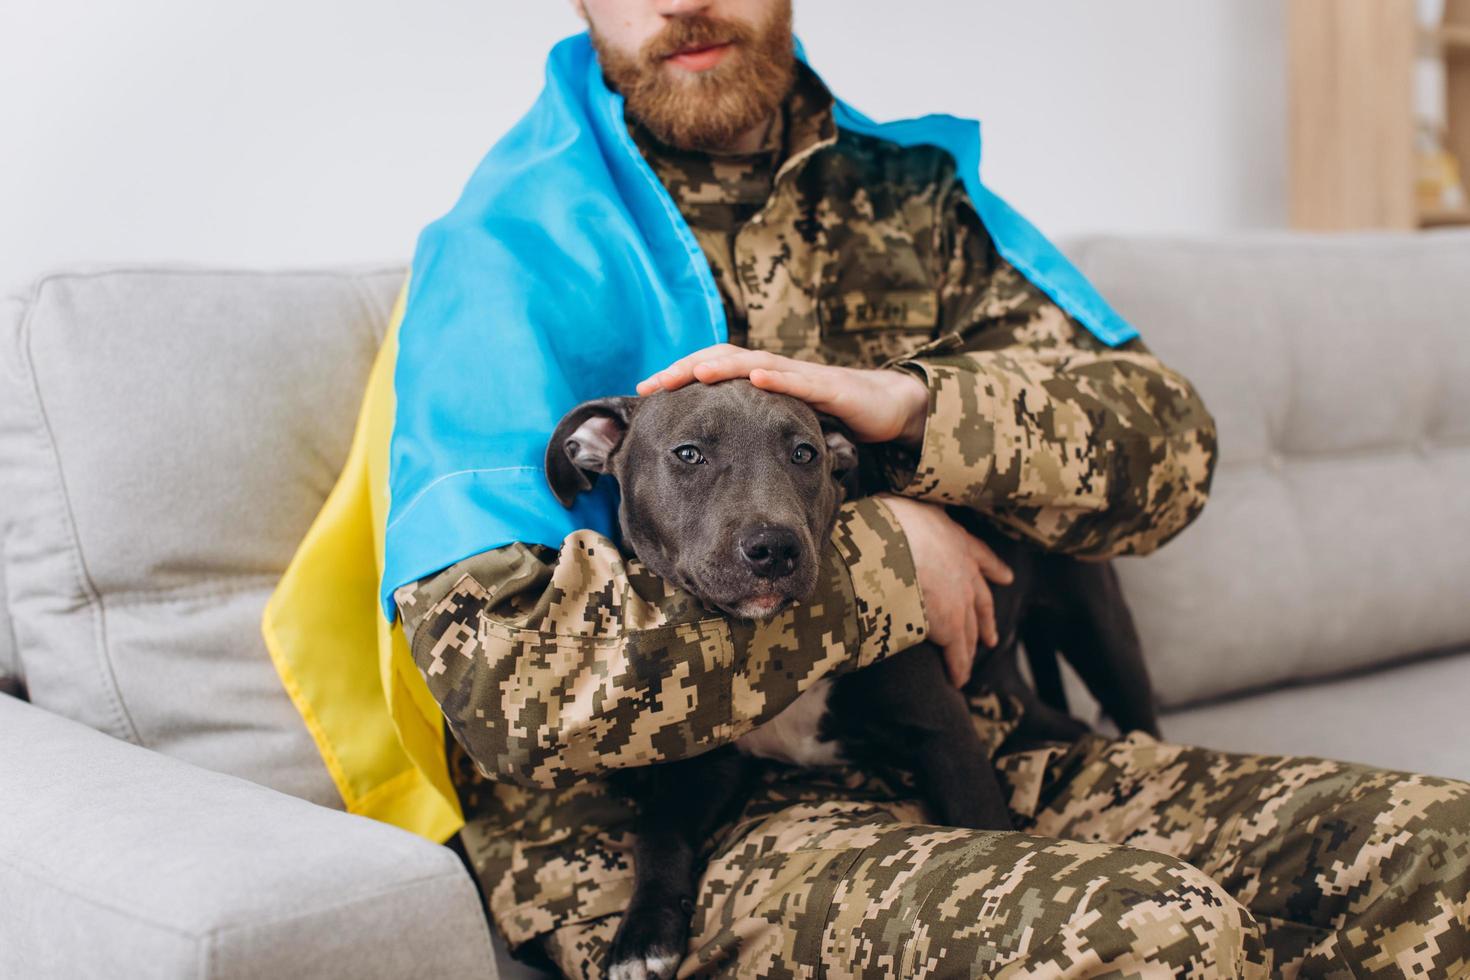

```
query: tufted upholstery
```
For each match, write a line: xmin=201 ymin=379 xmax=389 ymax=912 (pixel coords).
xmin=1066 ymin=233 xmax=1470 ymax=711
xmin=0 ymin=266 xmax=404 ymax=806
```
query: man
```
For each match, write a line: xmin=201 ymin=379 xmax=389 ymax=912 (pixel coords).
xmin=381 ymin=2 xmax=1470 ymax=976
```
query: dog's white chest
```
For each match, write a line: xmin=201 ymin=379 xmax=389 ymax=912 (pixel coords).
xmin=734 ymin=678 xmax=844 ymax=767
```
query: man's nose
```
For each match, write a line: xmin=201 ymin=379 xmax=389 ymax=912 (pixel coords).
xmin=739 ymin=527 xmax=801 ymax=579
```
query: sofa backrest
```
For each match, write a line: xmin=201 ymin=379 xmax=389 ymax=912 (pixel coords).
xmin=0 ymin=265 xmax=404 ymax=806
xmin=0 ymin=294 xmax=18 ymax=694
xmin=1066 ymin=232 xmax=1470 ymax=709
xmin=3 ymin=236 xmax=1467 ymax=788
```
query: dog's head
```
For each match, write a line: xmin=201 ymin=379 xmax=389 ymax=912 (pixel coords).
xmin=546 ymin=379 xmax=858 ymax=620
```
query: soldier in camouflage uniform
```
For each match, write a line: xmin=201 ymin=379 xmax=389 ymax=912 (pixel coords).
xmin=394 ymin=6 xmax=1470 ymax=977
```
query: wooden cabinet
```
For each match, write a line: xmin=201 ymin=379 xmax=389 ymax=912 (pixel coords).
xmin=1289 ymin=0 xmax=1470 ymax=230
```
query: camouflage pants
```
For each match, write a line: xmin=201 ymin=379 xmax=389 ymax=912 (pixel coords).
xmin=533 ymin=733 xmax=1470 ymax=979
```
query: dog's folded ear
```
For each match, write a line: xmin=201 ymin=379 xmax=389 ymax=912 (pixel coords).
xmin=816 ymin=413 xmax=860 ymax=500
xmin=546 ymin=396 xmax=637 ymax=508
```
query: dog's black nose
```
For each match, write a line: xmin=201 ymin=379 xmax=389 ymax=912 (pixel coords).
xmin=739 ymin=527 xmax=801 ymax=579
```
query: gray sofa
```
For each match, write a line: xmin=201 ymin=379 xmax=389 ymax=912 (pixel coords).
xmin=2 ymin=234 xmax=1467 ymax=978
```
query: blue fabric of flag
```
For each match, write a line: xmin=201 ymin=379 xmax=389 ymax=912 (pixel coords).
xmin=380 ymin=32 xmax=1137 ymax=618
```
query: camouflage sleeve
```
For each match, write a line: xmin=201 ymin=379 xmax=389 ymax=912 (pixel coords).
xmin=392 ymin=496 xmax=927 ymax=790
xmin=873 ymin=178 xmax=1218 ymax=558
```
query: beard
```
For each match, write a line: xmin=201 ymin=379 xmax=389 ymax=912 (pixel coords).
xmin=590 ymin=0 xmax=796 ymax=151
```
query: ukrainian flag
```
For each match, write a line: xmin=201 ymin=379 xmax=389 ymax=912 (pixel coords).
xmin=261 ymin=32 xmax=1136 ymax=842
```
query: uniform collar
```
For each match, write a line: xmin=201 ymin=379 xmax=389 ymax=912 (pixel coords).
xmin=776 ymin=60 xmax=839 ymax=180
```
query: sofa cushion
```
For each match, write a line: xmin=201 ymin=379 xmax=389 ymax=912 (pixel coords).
xmin=0 ymin=693 xmax=496 ymax=980
xmin=1159 ymin=649 xmax=1470 ymax=783
xmin=0 ymin=265 xmax=405 ymax=806
xmin=1066 ymin=233 xmax=1470 ymax=708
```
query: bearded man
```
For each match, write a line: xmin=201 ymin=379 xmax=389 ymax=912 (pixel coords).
xmin=266 ymin=1 xmax=1470 ymax=976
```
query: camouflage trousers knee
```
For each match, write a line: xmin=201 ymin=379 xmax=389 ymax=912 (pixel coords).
xmin=540 ymin=733 xmax=1470 ymax=979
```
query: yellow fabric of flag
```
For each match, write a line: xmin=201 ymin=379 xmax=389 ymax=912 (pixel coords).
xmin=260 ymin=277 xmax=463 ymax=842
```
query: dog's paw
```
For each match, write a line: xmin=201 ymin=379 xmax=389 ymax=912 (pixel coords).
xmin=607 ymin=948 xmax=680 ymax=980
xmin=607 ymin=902 xmax=689 ymax=980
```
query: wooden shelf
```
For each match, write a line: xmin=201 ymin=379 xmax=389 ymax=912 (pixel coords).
xmin=1289 ymin=0 xmax=1420 ymax=230
xmin=1420 ymin=206 xmax=1470 ymax=227
xmin=1423 ymin=25 xmax=1470 ymax=50
xmin=1291 ymin=0 xmax=1470 ymax=231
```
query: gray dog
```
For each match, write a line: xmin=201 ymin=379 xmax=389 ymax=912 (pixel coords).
xmin=546 ymin=379 xmax=1156 ymax=980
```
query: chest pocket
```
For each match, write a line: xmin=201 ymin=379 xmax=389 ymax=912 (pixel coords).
xmin=814 ymin=288 xmax=942 ymax=369
xmin=817 ymin=288 xmax=939 ymax=333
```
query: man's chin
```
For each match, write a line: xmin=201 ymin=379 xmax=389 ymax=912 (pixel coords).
xmin=658 ymin=56 xmax=743 ymax=93
xmin=594 ymin=4 xmax=795 ymax=152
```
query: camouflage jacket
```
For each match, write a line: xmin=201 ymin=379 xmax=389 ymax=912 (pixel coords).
xmin=395 ymin=63 xmax=1217 ymax=946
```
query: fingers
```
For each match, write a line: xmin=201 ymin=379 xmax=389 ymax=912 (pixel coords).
xmin=635 ymin=358 xmax=703 ymax=395
xmin=634 ymin=343 xmax=743 ymax=395
xmin=748 ymin=368 xmax=841 ymax=414
xmin=635 ymin=365 xmax=691 ymax=395
xmin=945 ymin=599 xmax=979 ymax=688
xmin=636 ymin=346 xmax=793 ymax=395
xmin=973 ymin=576 xmax=998 ymax=650
xmin=691 ymin=351 xmax=785 ymax=386
xmin=970 ymin=539 xmax=1014 ymax=586
xmin=962 ymin=537 xmax=1005 ymax=649
xmin=944 ymin=641 xmax=969 ymax=689
xmin=636 ymin=349 xmax=844 ymax=405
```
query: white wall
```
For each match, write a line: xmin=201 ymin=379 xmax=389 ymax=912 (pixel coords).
xmin=0 ymin=1 xmax=1286 ymax=288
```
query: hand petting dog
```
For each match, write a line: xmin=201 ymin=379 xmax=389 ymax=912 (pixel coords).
xmin=638 ymin=343 xmax=1013 ymax=686
xmin=635 ymin=343 xmax=930 ymax=445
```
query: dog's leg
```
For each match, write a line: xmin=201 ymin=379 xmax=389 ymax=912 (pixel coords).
xmin=957 ymin=525 xmax=1089 ymax=746
xmin=831 ymin=645 xmax=1014 ymax=832
xmin=607 ymin=747 xmax=747 ymax=980
xmin=976 ymin=638 xmax=1092 ymax=747
xmin=959 ymin=517 xmax=1085 ymax=739
xmin=912 ymin=708 xmax=1015 ymax=831
xmin=1046 ymin=559 xmax=1161 ymax=738
xmin=1020 ymin=618 xmax=1070 ymax=715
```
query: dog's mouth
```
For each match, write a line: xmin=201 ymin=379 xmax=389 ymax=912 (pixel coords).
xmin=663 ymin=568 xmax=790 ymax=621
xmin=731 ymin=591 xmax=790 ymax=620
xmin=710 ymin=585 xmax=798 ymax=622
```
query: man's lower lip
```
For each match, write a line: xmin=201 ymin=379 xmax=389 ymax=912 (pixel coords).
xmin=666 ymin=43 xmax=732 ymax=72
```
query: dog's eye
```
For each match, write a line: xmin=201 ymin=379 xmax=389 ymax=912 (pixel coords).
xmin=791 ymin=443 xmax=817 ymax=465
xmin=673 ymin=445 xmax=705 ymax=465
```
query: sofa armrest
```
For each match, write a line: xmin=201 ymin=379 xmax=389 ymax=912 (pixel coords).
xmin=0 ymin=694 xmax=497 ymax=979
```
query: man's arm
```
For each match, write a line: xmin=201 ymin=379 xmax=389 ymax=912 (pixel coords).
xmin=394 ymin=497 xmax=926 ymax=789
xmin=874 ymin=178 xmax=1219 ymax=558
